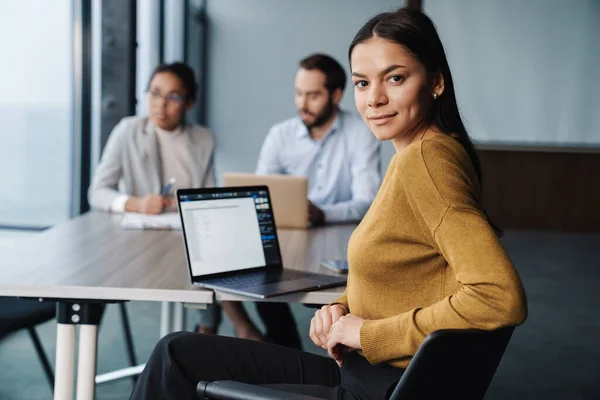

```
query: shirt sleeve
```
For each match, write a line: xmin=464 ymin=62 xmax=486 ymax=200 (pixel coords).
xmin=110 ymin=194 xmax=131 ymax=213
xmin=320 ymin=125 xmax=381 ymax=223
xmin=255 ymin=125 xmax=285 ymax=174
xmin=359 ymin=139 xmax=528 ymax=365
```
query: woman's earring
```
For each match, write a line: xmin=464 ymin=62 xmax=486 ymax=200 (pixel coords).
xmin=432 ymin=92 xmax=438 ymax=100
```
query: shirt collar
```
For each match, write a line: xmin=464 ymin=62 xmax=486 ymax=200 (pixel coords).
xmin=295 ymin=109 xmax=344 ymax=140
xmin=151 ymin=121 xmax=184 ymax=138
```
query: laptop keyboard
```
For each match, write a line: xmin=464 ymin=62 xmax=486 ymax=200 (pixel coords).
xmin=206 ymin=269 xmax=310 ymax=289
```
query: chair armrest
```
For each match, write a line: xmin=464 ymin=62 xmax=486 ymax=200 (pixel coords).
xmin=197 ymin=380 xmax=322 ymax=400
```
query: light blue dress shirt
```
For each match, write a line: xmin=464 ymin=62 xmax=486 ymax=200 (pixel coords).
xmin=256 ymin=109 xmax=381 ymax=223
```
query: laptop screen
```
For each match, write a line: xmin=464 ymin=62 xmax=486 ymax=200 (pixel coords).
xmin=178 ymin=187 xmax=282 ymax=278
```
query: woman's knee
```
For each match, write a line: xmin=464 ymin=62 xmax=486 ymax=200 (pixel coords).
xmin=156 ymin=331 xmax=192 ymax=348
xmin=151 ymin=332 xmax=196 ymax=363
xmin=155 ymin=331 xmax=227 ymax=363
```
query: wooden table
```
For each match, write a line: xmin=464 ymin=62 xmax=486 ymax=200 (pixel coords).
xmin=0 ymin=212 xmax=354 ymax=399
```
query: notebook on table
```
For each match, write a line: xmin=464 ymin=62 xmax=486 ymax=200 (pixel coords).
xmin=121 ymin=212 xmax=181 ymax=230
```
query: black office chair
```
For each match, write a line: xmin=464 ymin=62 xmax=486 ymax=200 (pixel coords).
xmin=0 ymin=298 xmax=56 ymax=388
xmin=0 ymin=298 xmax=140 ymax=391
xmin=197 ymin=326 xmax=515 ymax=400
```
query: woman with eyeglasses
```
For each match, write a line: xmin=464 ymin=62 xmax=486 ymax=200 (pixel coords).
xmin=88 ymin=62 xmax=214 ymax=214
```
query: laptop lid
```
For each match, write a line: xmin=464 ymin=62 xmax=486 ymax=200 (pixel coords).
xmin=177 ymin=186 xmax=283 ymax=283
xmin=222 ymin=173 xmax=308 ymax=229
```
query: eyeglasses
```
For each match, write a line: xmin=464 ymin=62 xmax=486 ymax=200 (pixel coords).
xmin=148 ymin=90 xmax=184 ymax=105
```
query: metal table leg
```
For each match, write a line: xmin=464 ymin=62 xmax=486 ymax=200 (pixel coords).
xmin=160 ymin=301 xmax=172 ymax=337
xmin=173 ymin=302 xmax=186 ymax=332
xmin=96 ymin=301 xmax=186 ymax=385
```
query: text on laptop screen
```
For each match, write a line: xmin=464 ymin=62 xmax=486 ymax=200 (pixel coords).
xmin=179 ymin=189 xmax=281 ymax=277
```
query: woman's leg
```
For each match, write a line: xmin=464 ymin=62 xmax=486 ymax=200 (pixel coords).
xmin=220 ymin=301 xmax=264 ymax=341
xmin=256 ymin=302 xmax=303 ymax=349
xmin=221 ymin=301 xmax=303 ymax=348
xmin=195 ymin=302 xmax=222 ymax=334
xmin=130 ymin=332 xmax=341 ymax=400
xmin=196 ymin=301 xmax=264 ymax=341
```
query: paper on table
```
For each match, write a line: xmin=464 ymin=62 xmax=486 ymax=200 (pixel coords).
xmin=121 ymin=212 xmax=182 ymax=230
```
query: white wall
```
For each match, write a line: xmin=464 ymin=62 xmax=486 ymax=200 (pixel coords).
xmin=204 ymin=0 xmax=600 ymax=183
xmin=204 ymin=0 xmax=401 ymax=181
xmin=425 ymin=0 xmax=600 ymax=147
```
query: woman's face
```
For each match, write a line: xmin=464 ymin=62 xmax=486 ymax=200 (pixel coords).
xmin=147 ymin=72 xmax=191 ymax=131
xmin=350 ymin=36 xmax=436 ymax=147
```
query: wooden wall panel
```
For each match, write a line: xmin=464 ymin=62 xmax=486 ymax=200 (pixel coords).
xmin=477 ymin=148 xmax=600 ymax=232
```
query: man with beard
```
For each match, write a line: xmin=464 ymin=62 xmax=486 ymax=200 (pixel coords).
xmin=256 ymin=53 xmax=381 ymax=226
xmin=194 ymin=54 xmax=381 ymax=349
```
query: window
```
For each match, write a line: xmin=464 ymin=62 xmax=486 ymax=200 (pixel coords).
xmin=0 ymin=0 xmax=73 ymax=227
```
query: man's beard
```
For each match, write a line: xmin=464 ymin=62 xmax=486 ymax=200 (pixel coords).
xmin=300 ymin=99 xmax=336 ymax=130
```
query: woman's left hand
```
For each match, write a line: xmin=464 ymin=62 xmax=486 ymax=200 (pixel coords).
xmin=326 ymin=314 xmax=364 ymax=366
xmin=163 ymin=196 xmax=177 ymax=210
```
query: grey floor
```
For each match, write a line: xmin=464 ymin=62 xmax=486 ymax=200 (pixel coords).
xmin=0 ymin=230 xmax=599 ymax=399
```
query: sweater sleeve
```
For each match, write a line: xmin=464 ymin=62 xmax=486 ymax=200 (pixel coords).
xmin=359 ymin=138 xmax=528 ymax=365
xmin=330 ymin=290 xmax=349 ymax=310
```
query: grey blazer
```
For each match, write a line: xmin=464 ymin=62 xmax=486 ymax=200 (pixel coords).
xmin=88 ymin=116 xmax=215 ymax=211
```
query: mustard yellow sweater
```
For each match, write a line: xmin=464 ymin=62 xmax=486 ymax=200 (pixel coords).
xmin=333 ymin=134 xmax=527 ymax=369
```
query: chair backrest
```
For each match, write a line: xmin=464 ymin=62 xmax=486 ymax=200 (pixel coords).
xmin=388 ymin=327 xmax=515 ymax=400
xmin=0 ymin=298 xmax=56 ymax=339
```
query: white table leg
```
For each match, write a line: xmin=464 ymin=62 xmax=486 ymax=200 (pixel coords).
xmin=160 ymin=301 xmax=172 ymax=337
xmin=76 ymin=325 xmax=98 ymax=400
xmin=54 ymin=323 xmax=76 ymax=400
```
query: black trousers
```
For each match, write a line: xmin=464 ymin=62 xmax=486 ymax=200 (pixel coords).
xmin=130 ymin=332 xmax=404 ymax=400
xmin=256 ymin=302 xmax=303 ymax=349
xmin=199 ymin=302 xmax=303 ymax=350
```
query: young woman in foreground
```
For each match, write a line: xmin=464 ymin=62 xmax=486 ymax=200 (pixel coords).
xmin=130 ymin=8 xmax=527 ymax=400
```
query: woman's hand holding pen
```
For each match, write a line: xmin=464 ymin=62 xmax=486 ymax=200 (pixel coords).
xmin=124 ymin=175 xmax=176 ymax=213
xmin=159 ymin=177 xmax=177 ymax=211
xmin=125 ymin=195 xmax=169 ymax=215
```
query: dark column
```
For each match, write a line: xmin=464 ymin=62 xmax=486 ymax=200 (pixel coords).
xmin=72 ymin=0 xmax=93 ymax=215
xmin=186 ymin=0 xmax=208 ymax=125
xmin=100 ymin=0 xmax=137 ymax=152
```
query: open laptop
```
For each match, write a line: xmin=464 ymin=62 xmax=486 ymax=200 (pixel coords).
xmin=222 ymin=173 xmax=308 ymax=229
xmin=176 ymin=186 xmax=346 ymax=299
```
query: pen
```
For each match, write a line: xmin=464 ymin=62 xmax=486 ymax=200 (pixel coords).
xmin=162 ymin=177 xmax=176 ymax=196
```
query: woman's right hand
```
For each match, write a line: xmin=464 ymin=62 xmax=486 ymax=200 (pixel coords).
xmin=126 ymin=195 xmax=166 ymax=215
xmin=309 ymin=304 xmax=348 ymax=349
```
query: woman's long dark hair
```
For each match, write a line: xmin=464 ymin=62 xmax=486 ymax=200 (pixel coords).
xmin=349 ymin=8 xmax=502 ymax=235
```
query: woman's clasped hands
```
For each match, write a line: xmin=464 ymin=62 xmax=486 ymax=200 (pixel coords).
xmin=309 ymin=304 xmax=365 ymax=366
